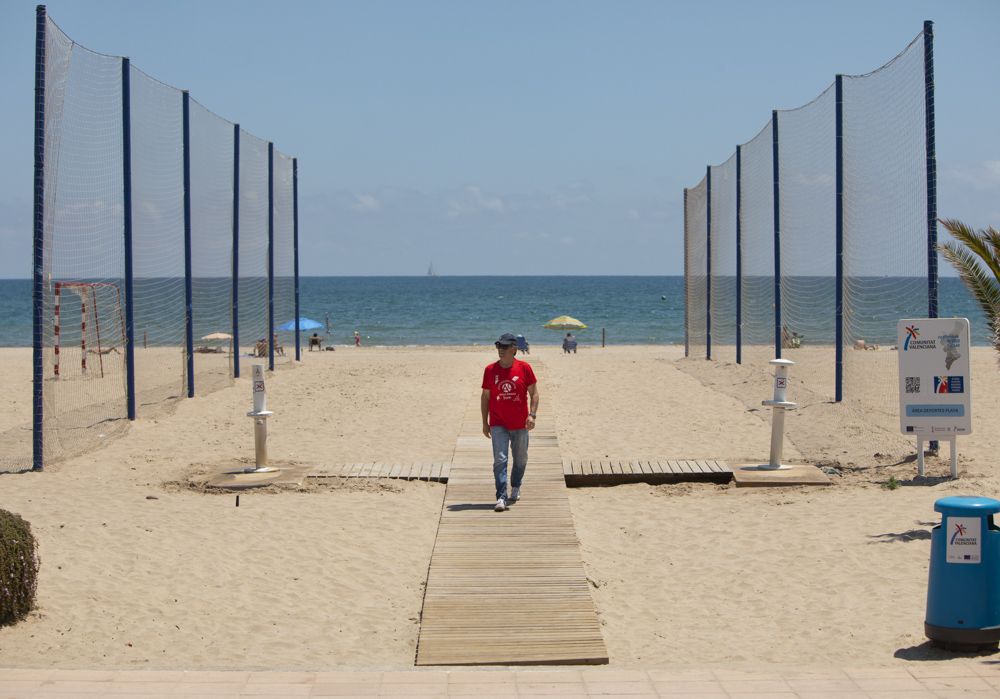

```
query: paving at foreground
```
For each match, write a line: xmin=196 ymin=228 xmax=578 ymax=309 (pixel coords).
xmin=2 ymin=663 xmax=1000 ymax=697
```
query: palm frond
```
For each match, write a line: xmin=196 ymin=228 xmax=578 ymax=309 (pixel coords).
xmin=985 ymin=226 xmax=1000 ymax=261
xmin=940 ymin=219 xmax=1000 ymax=280
xmin=994 ymin=312 xmax=1000 ymax=357
xmin=937 ymin=218 xmax=1000 ymax=356
xmin=939 ymin=241 xmax=1000 ymax=319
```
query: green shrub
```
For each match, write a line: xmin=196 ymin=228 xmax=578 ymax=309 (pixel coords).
xmin=0 ymin=509 xmax=39 ymax=625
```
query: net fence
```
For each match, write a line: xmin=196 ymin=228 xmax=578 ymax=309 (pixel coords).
xmin=237 ymin=130 xmax=269 ymax=370
xmin=189 ymin=100 xmax=235 ymax=394
xmin=8 ymin=13 xmax=299 ymax=473
xmin=776 ymin=85 xmax=837 ymax=399
xmin=683 ymin=28 xmax=932 ymax=422
xmin=738 ymin=121 xmax=776 ymax=369
xmin=273 ymin=150 xmax=296 ymax=366
xmin=842 ymin=34 xmax=929 ymax=418
xmin=709 ymin=154 xmax=737 ymax=362
xmin=684 ymin=176 xmax=708 ymax=358
xmin=35 ymin=23 xmax=129 ymax=471
xmin=130 ymin=65 xmax=186 ymax=411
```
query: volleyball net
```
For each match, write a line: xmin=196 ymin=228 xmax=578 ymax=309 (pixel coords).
xmin=11 ymin=8 xmax=300 ymax=473
xmin=683 ymin=24 xmax=935 ymax=419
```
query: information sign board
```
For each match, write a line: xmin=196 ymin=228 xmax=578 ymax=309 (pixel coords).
xmin=897 ymin=318 xmax=972 ymax=437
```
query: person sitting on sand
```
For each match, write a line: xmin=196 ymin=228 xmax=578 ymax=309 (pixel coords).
xmin=309 ymin=332 xmax=322 ymax=351
xmin=781 ymin=326 xmax=802 ymax=349
xmin=562 ymin=333 xmax=577 ymax=354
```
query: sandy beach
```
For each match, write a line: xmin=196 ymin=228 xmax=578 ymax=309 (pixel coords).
xmin=1 ymin=343 xmax=998 ymax=670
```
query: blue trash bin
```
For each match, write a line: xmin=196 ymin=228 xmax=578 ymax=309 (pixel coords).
xmin=925 ymin=496 xmax=1000 ymax=650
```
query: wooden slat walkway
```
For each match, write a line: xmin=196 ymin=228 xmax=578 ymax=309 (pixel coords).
xmin=562 ymin=459 xmax=732 ymax=486
xmin=309 ymin=462 xmax=451 ymax=482
xmin=415 ymin=364 xmax=608 ymax=666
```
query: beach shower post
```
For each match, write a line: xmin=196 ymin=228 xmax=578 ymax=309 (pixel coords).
xmin=246 ymin=364 xmax=277 ymax=473
xmin=761 ymin=358 xmax=796 ymax=470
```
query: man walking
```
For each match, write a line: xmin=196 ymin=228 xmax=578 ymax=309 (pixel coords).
xmin=482 ymin=333 xmax=539 ymax=512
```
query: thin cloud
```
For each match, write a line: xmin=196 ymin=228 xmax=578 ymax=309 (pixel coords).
xmin=446 ymin=185 xmax=505 ymax=218
xmin=352 ymin=193 xmax=382 ymax=213
xmin=942 ymin=161 xmax=1000 ymax=191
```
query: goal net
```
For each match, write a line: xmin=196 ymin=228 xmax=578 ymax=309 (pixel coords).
xmin=45 ymin=281 xmax=129 ymax=459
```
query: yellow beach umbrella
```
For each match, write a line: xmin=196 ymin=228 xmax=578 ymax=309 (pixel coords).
xmin=543 ymin=315 xmax=587 ymax=330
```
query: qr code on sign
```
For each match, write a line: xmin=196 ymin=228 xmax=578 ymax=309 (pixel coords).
xmin=905 ymin=377 xmax=920 ymax=393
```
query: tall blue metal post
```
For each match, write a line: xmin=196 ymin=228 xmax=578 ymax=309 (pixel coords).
xmin=231 ymin=125 xmax=240 ymax=378
xmin=267 ymin=142 xmax=275 ymax=372
xmin=924 ymin=20 xmax=939 ymax=453
xmin=122 ymin=58 xmax=136 ymax=421
xmin=771 ymin=111 xmax=782 ymax=359
xmin=735 ymin=145 xmax=742 ymax=365
xmin=924 ymin=20 xmax=938 ymax=320
xmin=683 ymin=188 xmax=689 ymax=357
xmin=182 ymin=91 xmax=194 ymax=398
xmin=835 ymin=76 xmax=844 ymax=402
xmin=31 ymin=4 xmax=47 ymax=471
xmin=293 ymin=157 xmax=300 ymax=361
xmin=705 ymin=166 xmax=712 ymax=360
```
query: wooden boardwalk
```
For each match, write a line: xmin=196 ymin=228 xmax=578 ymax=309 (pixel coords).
xmin=415 ymin=369 xmax=608 ymax=666
xmin=306 ymin=460 xmax=732 ymax=487
xmin=563 ymin=459 xmax=732 ymax=486
xmin=309 ymin=462 xmax=450 ymax=482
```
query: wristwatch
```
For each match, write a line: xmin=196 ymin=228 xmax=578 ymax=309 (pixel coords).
xmin=529 ymin=412 xmax=537 ymax=418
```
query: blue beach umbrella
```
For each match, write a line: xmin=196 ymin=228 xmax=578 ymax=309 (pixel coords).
xmin=277 ymin=317 xmax=323 ymax=331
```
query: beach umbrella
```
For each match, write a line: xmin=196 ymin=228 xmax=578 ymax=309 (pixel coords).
xmin=201 ymin=332 xmax=233 ymax=341
xmin=277 ymin=317 xmax=323 ymax=331
xmin=543 ymin=315 xmax=587 ymax=330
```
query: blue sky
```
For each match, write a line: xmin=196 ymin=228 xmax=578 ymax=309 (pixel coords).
xmin=0 ymin=0 xmax=997 ymax=277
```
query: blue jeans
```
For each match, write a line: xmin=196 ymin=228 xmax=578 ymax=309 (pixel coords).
xmin=490 ymin=426 xmax=529 ymax=500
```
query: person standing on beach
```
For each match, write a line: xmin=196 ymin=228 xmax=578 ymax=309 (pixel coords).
xmin=482 ymin=333 xmax=539 ymax=512
xmin=354 ymin=330 xmax=361 ymax=347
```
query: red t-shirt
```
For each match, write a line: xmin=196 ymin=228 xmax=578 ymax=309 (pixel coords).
xmin=482 ymin=359 xmax=537 ymax=430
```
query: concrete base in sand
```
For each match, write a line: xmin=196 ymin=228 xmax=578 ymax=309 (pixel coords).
xmin=732 ymin=463 xmax=832 ymax=487
xmin=203 ymin=463 xmax=312 ymax=490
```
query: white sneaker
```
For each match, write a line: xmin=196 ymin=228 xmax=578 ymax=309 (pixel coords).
xmin=510 ymin=487 xmax=520 ymax=503
xmin=494 ymin=497 xmax=507 ymax=512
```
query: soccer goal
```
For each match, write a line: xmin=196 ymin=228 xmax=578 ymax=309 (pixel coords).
xmin=53 ymin=281 xmax=126 ymax=379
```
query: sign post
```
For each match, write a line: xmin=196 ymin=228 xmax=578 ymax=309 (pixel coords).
xmin=246 ymin=364 xmax=277 ymax=473
xmin=897 ymin=318 xmax=972 ymax=478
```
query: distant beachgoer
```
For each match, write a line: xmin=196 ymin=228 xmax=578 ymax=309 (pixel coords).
xmin=516 ymin=334 xmax=529 ymax=354
xmin=482 ymin=333 xmax=539 ymax=513
xmin=309 ymin=332 xmax=322 ymax=351
xmin=781 ymin=325 xmax=802 ymax=349
xmin=562 ymin=333 xmax=577 ymax=354
xmin=354 ymin=330 xmax=361 ymax=347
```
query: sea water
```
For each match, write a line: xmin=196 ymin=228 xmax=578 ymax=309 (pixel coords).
xmin=0 ymin=276 xmax=989 ymax=347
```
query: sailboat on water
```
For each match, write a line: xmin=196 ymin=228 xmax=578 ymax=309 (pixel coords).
xmin=427 ymin=262 xmax=438 ymax=277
